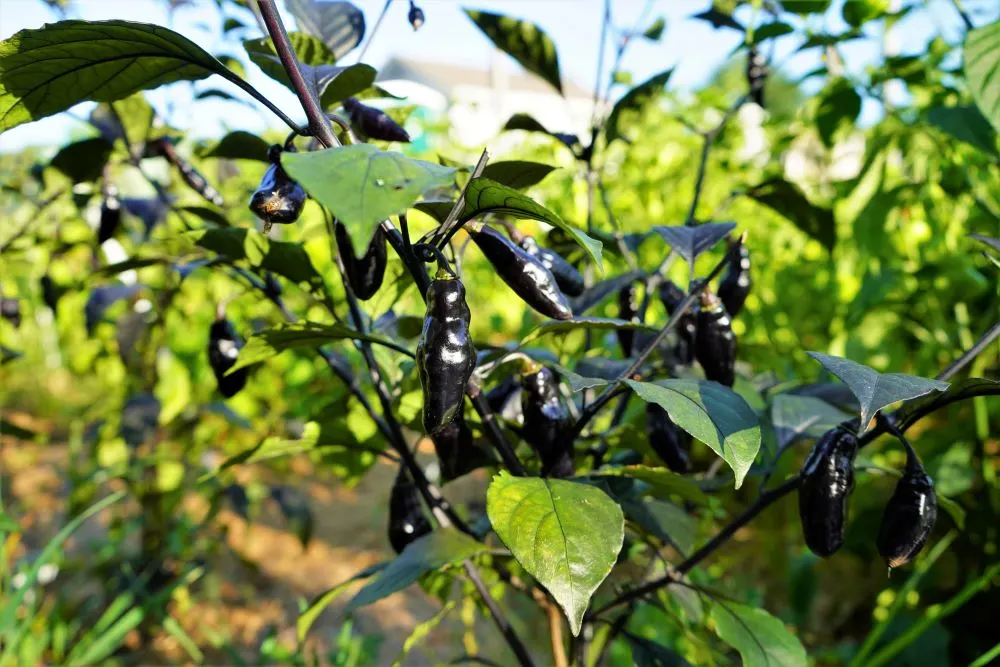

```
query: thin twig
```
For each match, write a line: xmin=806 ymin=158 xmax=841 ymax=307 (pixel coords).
xmin=948 ymin=0 xmax=975 ymax=30
xmin=464 ymin=562 xmax=537 ymax=667
xmin=356 ymin=0 xmax=393 ymax=62
xmin=257 ymin=0 xmax=338 ymax=148
xmin=685 ymin=94 xmax=749 ymax=226
xmin=937 ymin=320 xmax=999 ymax=381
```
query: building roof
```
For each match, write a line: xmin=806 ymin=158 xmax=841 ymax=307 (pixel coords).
xmin=378 ymin=57 xmax=591 ymax=99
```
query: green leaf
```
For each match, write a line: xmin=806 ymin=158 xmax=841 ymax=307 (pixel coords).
xmin=971 ymin=234 xmax=1000 ymax=254
xmin=297 ymin=562 xmax=387 ymax=641
xmin=710 ymin=602 xmax=807 ymax=667
xmin=806 ymin=352 xmax=949 ymax=432
xmin=50 ymin=137 xmax=114 ymax=183
xmin=653 ymin=222 xmax=736 ymax=264
xmin=281 ymin=144 xmax=456 ymax=252
xmin=461 ymin=178 xmax=603 ymax=268
xmin=0 ymin=20 xmax=244 ymax=134
xmin=522 ymin=317 xmax=656 ymax=344
xmin=188 ymin=228 xmax=323 ymax=286
xmin=464 ymin=9 xmax=562 ymax=94
xmin=605 ymin=68 xmax=674 ymax=144
xmin=927 ymin=105 xmax=998 ymax=155
xmin=217 ymin=419 xmax=364 ymax=470
xmin=894 ymin=377 xmax=1000 ymax=432
xmin=345 ymin=528 xmax=488 ymax=613
xmin=843 ymin=0 xmax=889 ymax=27
xmin=486 ymin=472 xmax=624 ymax=635
xmin=785 ymin=0 xmax=832 ymax=15
xmin=286 ymin=0 xmax=365 ymax=60
xmin=553 ymin=365 xmax=610 ymax=392
xmin=645 ymin=499 xmax=698 ymax=554
xmin=392 ymin=601 xmax=456 ymax=667
xmin=199 ymin=130 xmax=270 ymax=161
xmin=816 ymin=79 xmax=862 ymax=147
xmin=642 ymin=17 xmax=666 ymax=41
xmin=752 ymin=21 xmax=795 ymax=44
xmin=745 ymin=178 xmax=835 ymax=251
xmin=480 ymin=160 xmax=557 ymax=190
xmin=770 ymin=394 xmax=850 ymax=451
xmin=230 ymin=321 xmax=411 ymax=373
xmin=624 ymin=379 xmax=762 ymax=488
xmin=318 ymin=64 xmax=377 ymax=107
xmin=569 ymin=269 xmax=646 ymax=315
xmin=591 ymin=465 xmax=709 ymax=505
xmin=691 ymin=7 xmax=744 ymax=32
xmin=965 ymin=19 xmax=1000 ymax=131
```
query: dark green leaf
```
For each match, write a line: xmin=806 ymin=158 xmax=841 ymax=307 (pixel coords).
xmin=199 ymin=130 xmax=270 ymax=161
xmin=522 ymin=317 xmax=655 ymax=344
xmin=653 ymin=222 xmax=736 ymax=263
xmin=625 ymin=632 xmax=688 ymax=667
xmin=282 ymin=144 xmax=456 ymax=253
xmin=480 ymin=160 xmax=557 ymax=190
xmin=286 ymin=0 xmax=365 ymax=60
xmin=806 ymin=352 xmax=949 ymax=432
xmin=319 ymin=63 xmax=377 ymax=107
xmin=230 ymin=321 xmax=411 ymax=373
xmin=745 ymin=178 xmax=835 ymax=251
xmin=573 ymin=356 xmax=630 ymax=381
xmin=459 ymin=177 xmax=604 ymax=270
xmin=710 ymin=602 xmax=807 ymax=667
xmin=690 ymin=8 xmax=744 ymax=31
xmin=189 ymin=228 xmax=322 ymax=285
xmin=50 ymin=137 xmax=113 ymax=183
xmin=646 ymin=500 xmax=698 ymax=554
xmin=592 ymin=465 xmax=709 ymax=505
xmin=463 ymin=179 xmax=602 ymax=267
xmin=176 ymin=205 xmax=229 ymax=226
xmin=297 ymin=562 xmax=387 ymax=641
xmin=553 ymin=365 xmax=610 ymax=392
xmin=752 ymin=22 xmax=794 ymax=44
xmin=605 ymin=68 xmax=674 ymax=144
xmin=625 ymin=379 xmax=762 ymax=488
xmin=222 ymin=17 xmax=245 ymax=33
xmin=927 ymin=105 xmax=998 ymax=155
xmin=965 ymin=18 xmax=1000 ymax=131
xmin=0 ymin=20 xmax=244 ymax=134
xmin=642 ymin=17 xmax=666 ymax=41
xmin=345 ymin=528 xmax=488 ymax=612
xmin=816 ymin=79 xmax=861 ymax=147
xmin=486 ymin=472 xmax=624 ymax=635
xmin=797 ymin=29 xmax=864 ymax=51
xmin=785 ymin=0 xmax=832 ymax=15
xmin=0 ymin=511 xmax=18 ymax=533
xmin=0 ymin=417 xmax=36 ymax=440
xmin=465 ymin=9 xmax=562 ymax=94
xmin=271 ymin=486 xmax=313 ymax=548
xmin=770 ymin=394 xmax=849 ymax=452
xmin=894 ymin=377 xmax=1000 ymax=432
xmin=843 ymin=0 xmax=889 ymax=27
xmin=392 ymin=602 xmax=456 ymax=667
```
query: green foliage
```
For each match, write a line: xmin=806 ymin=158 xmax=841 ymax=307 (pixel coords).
xmin=464 ymin=9 xmax=562 ymax=94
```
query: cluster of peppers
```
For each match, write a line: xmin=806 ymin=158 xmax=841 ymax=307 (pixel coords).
xmin=798 ymin=425 xmax=938 ymax=569
xmin=617 ymin=240 xmax=750 ymax=473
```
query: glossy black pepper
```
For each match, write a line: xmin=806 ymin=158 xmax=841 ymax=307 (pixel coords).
xmin=694 ymin=289 xmax=736 ymax=386
xmin=617 ymin=282 xmax=640 ymax=357
xmin=518 ymin=236 xmax=585 ymax=297
xmin=249 ymin=145 xmax=307 ymax=226
xmin=336 ymin=222 xmax=387 ymax=301
xmin=521 ymin=366 xmax=574 ymax=477
xmin=407 ymin=2 xmax=425 ymax=30
xmin=208 ymin=318 xmax=249 ymax=398
xmin=343 ymin=97 xmax=410 ymax=143
xmin=877 ymin=458 xmax=937 ymax=569
xmin=646 ymin=403 xmax=692 ymax=473
xmin=717 ymin=240 xmax=751 ymax=318
xmin=416 ymin=275 xmax=476 ymax=434
xmin=388 ymin=469 xmax=432 ymax=553
xmin=470 ymin=225 xmax=573 ymax=320
xmin=659 ymin=280 xmax=697 ymax=365
xmin=0 ymin=298 xmax=21 ymax=328
xmin=430 ymin=409 xmax=495 ymax=481
xmin=98 ymin=184 xmax=122 ymax=244
xmin=798 ymin=426 xmax=858 ymax=557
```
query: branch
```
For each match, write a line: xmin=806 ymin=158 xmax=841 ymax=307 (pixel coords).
xmin=937 ymin=320 xmax=999 ymax=381
xmin=686 ymin=94 xmax=749 ymax=226
xmin=356 ymin=0 xmax=392 ymax=63
xmin=257 ymin=0 xmax=338 ymax=148
xmin=464 ymin=561 xmax=537 ymax=667
xmin=949 ymin=0 xmax=975 ymax=31
xmin=569 ymin=235 xmax=745 ymax=440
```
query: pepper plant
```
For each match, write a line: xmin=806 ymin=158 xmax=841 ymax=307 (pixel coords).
xmin=0 ymin=0 xmax=998 ymax=665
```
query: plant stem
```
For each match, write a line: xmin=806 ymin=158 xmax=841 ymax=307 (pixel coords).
xmin=570 ymin=235 xmax=745 ymax=440
xmin=356 ymin=0 xmax=393 ymax=62
xmin=937 ymin=320 xmax=999 ymax=381
xmin=464 ymin=561 xmax=537 ymax=667
xmin=685 ymin=94 xmax=749 ymax=226
xmin=257 ymin=0 xmax=338 ymax=148
xmin=948 ymin=0 xmax=975 ymax=30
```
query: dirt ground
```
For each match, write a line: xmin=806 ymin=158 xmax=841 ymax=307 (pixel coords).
xmin=0 ymin=410 xmax=520 ymax=666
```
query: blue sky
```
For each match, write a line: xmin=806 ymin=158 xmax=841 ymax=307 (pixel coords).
xmin=0 ymin=0 xmax=996 ymax=151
